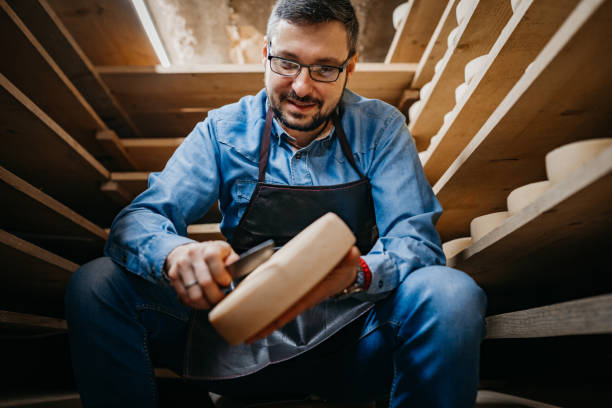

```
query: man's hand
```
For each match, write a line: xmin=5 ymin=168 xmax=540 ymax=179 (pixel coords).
xmin=246 ymin=245 xmax=361 ymax=343
xmin=165 ymin=241 xmax=240 ymax=309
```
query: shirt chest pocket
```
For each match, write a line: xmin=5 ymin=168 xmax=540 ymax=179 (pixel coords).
xmin=234 ymin=179 xmax=258 ymax=205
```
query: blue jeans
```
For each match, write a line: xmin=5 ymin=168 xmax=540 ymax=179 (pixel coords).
xmin=65 ymin=257 xmax=487 ymax=407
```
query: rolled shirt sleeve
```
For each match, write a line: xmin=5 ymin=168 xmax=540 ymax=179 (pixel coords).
xmin=355 ymin=111 xmax=445 ymax=301
xmin=104 ymin=119 xmax=221 ymax=283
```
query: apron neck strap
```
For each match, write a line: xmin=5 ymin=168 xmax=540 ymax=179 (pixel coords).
xmin=258 ymin=108 xmax=365 ymax=183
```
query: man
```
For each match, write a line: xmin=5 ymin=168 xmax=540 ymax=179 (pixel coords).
xmin=65 ymin=1 xmax=487 ymax=407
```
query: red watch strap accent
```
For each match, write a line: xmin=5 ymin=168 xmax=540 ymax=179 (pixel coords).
xmin=360 ymin=257 xmax=372 ymax=290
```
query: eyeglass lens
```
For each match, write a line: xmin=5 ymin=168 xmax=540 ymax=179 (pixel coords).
xmin=270 ymin=57 xmax=340 ymax=82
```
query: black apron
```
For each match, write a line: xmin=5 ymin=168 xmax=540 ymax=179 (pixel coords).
xmin=184 ymin=108 xmax=378 ymax=380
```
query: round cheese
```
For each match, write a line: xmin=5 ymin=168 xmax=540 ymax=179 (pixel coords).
xmin=545 ymin=138 xmax=612 ymax=183
xmin=506 ymin=181 xmax=552 ymax=215
xmin=470 ymin=211 xmax=510 ymax=242
xmin=442 ymin=237 xmax=472 ymax=260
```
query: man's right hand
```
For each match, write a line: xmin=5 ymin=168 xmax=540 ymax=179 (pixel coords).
xmin=164 ymin=241 xmax=239 ymax=310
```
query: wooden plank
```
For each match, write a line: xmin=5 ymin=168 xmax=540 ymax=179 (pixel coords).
xmin=408 ymin=0 xmax=513 ymax=150
xmin=0 ymin=73 xmax=122 ymax=227
xmin=121 ymin=138 xmax=185 ymax=171
xmin=129 ymin=111 xmax=208 ymax=139
xmin=45 ymin=0 xmax=157 ymax=66
xmin=0 ymin=1 xmax=135 ymax=171
xmin=476 ymin=391 xmax=561 ymax=408
xmin=423 ymin=0 xmax=580 ymax=184
xmin=412 ymin=0 xmax=458 ymax=88
xmin=6 ymin=0 xmax=139 ymax=139
xmin=97 ymin=64 xmax=416 ymax=131
xmin=485 ymin=294 xmax=612 ymax=339
xmin=433 ymin=0 xmax=612 ymax=241
xmin=448 ymin=145 xmax=612 ymax=285
xmin=0 ymin=229 xmax=77 ymax=316
xmin=0 ymin=166 xmax=107 ymax=263
xmin=0 ymin=310 xmax=67 ymax=331
xmin=0 ymin=392 xmax=81 ymax=408
xmin=385 ymin=0 xmax=448 ymax=63
xmin=187 ymin=224 xmax=225 ymax=242
xmin=95 ymin=130 xmax=138 ymax=170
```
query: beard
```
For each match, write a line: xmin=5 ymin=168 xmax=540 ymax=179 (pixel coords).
xmin=267 ymin=77 xmax=347 ymax=132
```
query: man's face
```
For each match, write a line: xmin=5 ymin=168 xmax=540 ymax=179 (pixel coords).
xmin=263 ymin=20 xmax=357 ymax=134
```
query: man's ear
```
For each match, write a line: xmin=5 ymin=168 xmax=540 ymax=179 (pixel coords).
xmin=346 ymin=52 xmax=359 ymax=81
xmin=262 ymin=36 xmax=269 ymax=66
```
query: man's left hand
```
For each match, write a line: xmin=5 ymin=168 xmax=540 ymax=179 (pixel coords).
xmin=245 ymin=245 xmax=361 ymax=343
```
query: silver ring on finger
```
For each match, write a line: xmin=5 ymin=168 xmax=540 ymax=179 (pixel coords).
xmin=184 ymin=279 xmax=198 ymax=289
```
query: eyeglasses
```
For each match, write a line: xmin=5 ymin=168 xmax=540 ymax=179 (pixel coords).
xmin=267 ymin=44 xmax=351 ymax=83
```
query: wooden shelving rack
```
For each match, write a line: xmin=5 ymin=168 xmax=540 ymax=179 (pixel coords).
xmin=1 ymin=0 xmax=611 ymax=406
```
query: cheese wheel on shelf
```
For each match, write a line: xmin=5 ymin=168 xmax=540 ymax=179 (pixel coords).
xmin=456 ymin=0 xmax=476 ymax=25
xmin=506 ymin=181 xmax=552 ymax=215
xmin=408 ymin=100 xmax=422 ymax=123
xmin=443 ymin=237 xmax=472 ymax=260
xmin=511 ymin=0 xmax=523 ymax=13
xmin=545 ymin=138 xmax=612 ymax=183
xmin=209 ymin=213 xmax=356 ymax=345
xmin=448 ymin=26 xmax=460 ymax=49
xmin=420 ymin=81 xmax=434 ymax=101
xmin=464 ymin=54 xmax=489 ymax=85
xmin=470 ymin=212 xmax=510 ymax=242
xmin=392 ymin=2 xmax=411 ymax=30
xmin=455 ymin=82 xmax=469 ymax=105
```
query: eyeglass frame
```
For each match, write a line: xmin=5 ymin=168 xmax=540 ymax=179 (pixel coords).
xmin=266 ymin=42 xmax=352 ymax=83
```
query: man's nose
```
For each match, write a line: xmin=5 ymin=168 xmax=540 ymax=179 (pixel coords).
xmin=292 ymin=67 xmax=314 ymax=97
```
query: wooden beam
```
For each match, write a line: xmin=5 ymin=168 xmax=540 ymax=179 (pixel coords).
xmin=6 ymin=0 xmax=140 ymax=139
xmin=121 ymin=138 xmax=185 ymax=171
xmin=0 ymin=310 xmax=67 ymax=330
xmin=485 ymin=294 xmax=612 ymax=339
xmin=423 ymin=0 xmax=580 ymax=184
xmin=385 ymin=0 xmax=448 ymax=63
xmin=447 ymin=145 xmax=612 ymax=285
xmin=433 ymin=0 xmax=612 ymax=241
xmin=45 ymin=0 xmax=158 ymax=66
xmin=0 ymin=166 xmax=107 ymax=263
xmin=187 ymin=224 xmax=225 ymax=242
xmin=108 ymin=172 xmax=149 ymax=199
xmin=412 ymin=0 xmax=458 ymax=88
xmin=0 ymin=73 xmax=121 ymax=227
xmin=408 ymin=0 xmax=513 ymax=150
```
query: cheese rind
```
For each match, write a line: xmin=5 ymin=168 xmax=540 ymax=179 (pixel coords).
xmin=470 ymin=212 xmax=510 ymax=242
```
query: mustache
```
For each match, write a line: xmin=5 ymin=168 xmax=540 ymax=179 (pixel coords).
xmin=279 ymin=91 xmax=322 ymax=106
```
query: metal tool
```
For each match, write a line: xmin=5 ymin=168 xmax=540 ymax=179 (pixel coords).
xmin=224 ymin=239 xmax=275 ymax=292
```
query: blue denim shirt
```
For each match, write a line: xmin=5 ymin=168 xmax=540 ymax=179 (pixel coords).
xmin=105 ymin=88 xmax=445 ymax=299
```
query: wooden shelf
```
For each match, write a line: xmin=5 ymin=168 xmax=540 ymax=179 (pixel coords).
xmin=0 ymin=310 xmax=67 ymax=331
xmin=485 ymin=294 xmax=612 ymax=340
xmin=0 ymin=1 xmax=135 ymax=171
xmin=385 ymin=0 xmax=448 ymax=63
xmin=423 ymin=0 xmax=580 ymax=184
xmin=447 ymin=145 xmax=612 ymax=286
xmin=0 ymin=74 xmax=121 ymax=227
xmin=6 ymin=0 xmax=139 ymax=140
xmin=434 ymin=0 xmax=612 ymax=241
xmin=0 ymin=391 xmax=80 ymax=408
xmin=411 ymin=0 xmax=458 ymax=89
xmin=97 ymin=63 xmax=416 ymax=138
xmin=0 ymin=230 xmax=77 ymax=317
xmin=187 ymin=224 xmax=225 ymax=242
xmin=121 ymin=138 xmax=185 ymax=171
xmin=0 ymin=166 xmax=107 ymax=263
xmin=408 ymin=0 xmax=513 ymax=150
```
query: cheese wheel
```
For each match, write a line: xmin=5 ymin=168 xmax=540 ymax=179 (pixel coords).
xmin=456 ymin=0 xmax=476 ymax=25
xmin=209 ymin=213 xmax=356 ymax=345
xmin=455 ymin=82 xmax=469 ymax=105
xmin=443 ymin=237 xmax=472 ymax=260
xmin=408 ymin=100 xmax=422 ymax=123
xmin=392 ymin=2 xmax=411 ymax=30
xmin=470 ymin=212 xmax=510 ymax=242
xmin=545 ymin=138 xmax=612 ymax=183
xmin=420 ymin=81 xmax=434 ymax=101
xmin=506 ymin=181 xmax=552 ymax=215
xmin=434 ymin=56 xmax=446 ymax=74
xmin=511 ymin=0 xmax=523 ymax=13
xmin=464 ymin=54 xmax=488 ymax=85
xmin=448 ymin=26 xmax=460 ymax=49
xmin=443 ymin=107 xmax=457 ymax=125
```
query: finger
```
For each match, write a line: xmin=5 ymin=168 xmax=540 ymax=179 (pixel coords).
xmin=203 ymin=246 xmax=232 ymax=287
xmin=174 ymin=261 xmax=210 ymax=309
xmin=193 ymin=259 xmax=225 ymax=305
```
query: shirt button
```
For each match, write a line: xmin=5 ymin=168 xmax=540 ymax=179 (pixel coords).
xmin=378 ymin=280 xmax=383 ymax=289
xmin=295 ymin=153 xmax=301 ymax=159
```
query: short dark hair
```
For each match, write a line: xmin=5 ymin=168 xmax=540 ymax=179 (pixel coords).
xmin=266 ymin=0 xmax=359 ymax=57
